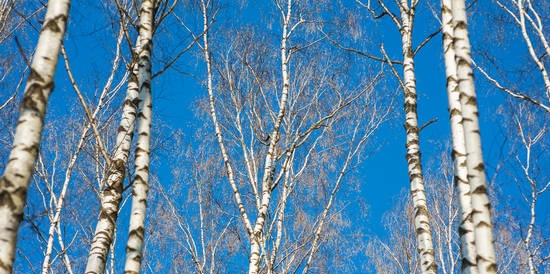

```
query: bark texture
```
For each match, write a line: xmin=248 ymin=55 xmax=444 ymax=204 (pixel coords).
xmin=248 ymin=1 xmax=292 ymax=272
xmin=0 ymin=0 xmax=70 ymax=272
xmin=397 ymin=1 xmax=437 ymax=273
xmin=441 ymin=0 xmax=478 ymax=272
xmin=85 ymin=1 xmax=155 ymax=273
xmin=124 ymin=29 xmax=153 ymax=274
xmin=451 ymin=0 xmax=497 ymax=273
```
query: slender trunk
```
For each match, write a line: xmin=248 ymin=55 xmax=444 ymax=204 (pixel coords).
xmin=516 ymin=0 xmax=550 ymax=99
xmin=200 ymin=0 xmax=253 ymax=237
xmin=41 ymin=123 xmax=87 ymax=274
xmin=124 ymin=30 xmax=153 ymax=274
xmin=516 ymin=117 xmax=539 ymax=274
xmin=43 ymin=34 xmax=124 ymax=273
xmin=85 ymin=1 xmax=155 ymax=273
xmin=249 ymin=1 xmax=293 ymax=272
xmin=397 ymin=2 xmax=437 ymax=273
xmin=0 ymin=0 xmax=70 ymax=272
xmin=441 ymin=0 xmax=478 ymax=273
xmin=450 ymin=1 xmax=497 ymax=273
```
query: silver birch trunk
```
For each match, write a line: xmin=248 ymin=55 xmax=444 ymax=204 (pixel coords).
xmin=124 ymin=11 xmax=154 ymax=272
xmin=42 ymin=36 xmax=124 ymax=273
xmin=441 ymin=0 xmax=478 ymax=272
xmin=85 ymin=1 xmax=155 ymax=273
xmin=396 ymin=1 xmax=437 ymax=272
xmin=450 ymin=0 xmax=497 ymax=273
xmin=248 ymin=1 xmax=293 ymax=272
xmin=0 ymin=0 xmax=70 ymax=272
xmin=200 ymin=0 xmax=254 ymax=237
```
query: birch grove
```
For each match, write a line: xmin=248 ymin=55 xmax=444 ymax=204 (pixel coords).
xmin=0 ymin=0 xmax=549 ymax=272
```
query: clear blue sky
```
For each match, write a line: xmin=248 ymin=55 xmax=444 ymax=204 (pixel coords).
xmin=3 ymin=0 xmax=549 ymax=272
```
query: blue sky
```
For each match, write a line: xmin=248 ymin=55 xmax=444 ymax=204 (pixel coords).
xmin=2 ymin=0 xmax=549 ymax=272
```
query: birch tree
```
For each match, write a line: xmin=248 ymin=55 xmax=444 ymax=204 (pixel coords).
xmin=513 ymin=106 xmax=549 ymax=274
xmin=494 ymin=102 xmax=550 ymax=273
xmin=449 ymin=0 xmax=497 ymax=272
xmin=366 ymin=151 xmax=461 ymax=274
xmin=123 ymin=24 xmax=154 ymax=274
xmin=85 ymin=0 xmax=156 ymax=272
xmin=359 ymin=1 xmax=438 ymax=272
xmin=198 ymin=0 xmax=387 ymax=272
xmin=0 ymin=0 xmax=70 ymax=272
xmin=441 ymin=0 xmax=477 ymax=272
xmin=473 ymin=0 xmax=550 ymax=113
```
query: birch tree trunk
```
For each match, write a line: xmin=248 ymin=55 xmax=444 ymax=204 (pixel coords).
xmin=85 ymin=1 xmax=155 ymax=273
xmin=441 ymin=0 xmax=478 ymax=272
xmin=124 ymin=29 xmax=153 ymax=273
xmin=200 ymin=0 xmax=254 ymax=239
xmin=248 ymin=1 xmax=293 ymax=272
xmin=0 ymin=0 xmax=70 ymax=272
xmin=450 ymin=0 xmax=497 ymax=272
xmin=393 ymin=1 xmax=437 ymax=272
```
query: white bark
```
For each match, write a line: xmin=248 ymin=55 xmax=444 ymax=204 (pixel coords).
xmin=248 ymin=1 xmax=294 ymax=272
xmin=124 ymin=28 xmax=153 ymax=273
xmin=85 ymin=1 xmax=155 ymax=273
xmin=200 ymin=0 xmax=254 ymax=237
xmin=42 ymin=33 xmax=125 ymax=273
xmin=450 ymin=0 xmax=497 ymax=272
xmin=514 ymin=109 xmax=548 ymax=274
xmin=0 ymin=0 xmax=70 ymax=272
xmin=441 ymin=0 xmax=477 ymax=272
xmin=394 ymin=1 xmax=437 ymax=272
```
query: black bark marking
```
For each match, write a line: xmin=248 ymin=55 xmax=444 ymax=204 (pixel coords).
xmin=0 ymin=259 xmax=11 ymax=272
xmin=135 ymin=147 xmax=148 ymax=155
xmin=21 ymin=144 xmax=39 ymax=154
xmin=415 ymin=206 xmax=428 ymax=218
xmin=486 ymin=263 xmax=497 ymax=272
xmin=28 ymin=69 xmax=44 ymax=82
xmin=458 ymin=225 xmax=472 ymax=236
xmin=455 ymin=21 xmax=467 ymax=30
xmin=474 ymin=163 xmax=485 ymax=172
xmin=472 ymin=185 xmax=487 ymax=194
xmin=465 ymin=96 xmax=477 ymax=106
xmin=404 ymin=101 xmax=417 ymax=113
xmin=0 ymin=191 xmax=16 ymax=210
xmin=141 ymin=81 xmax=151 ymax=90
xmin=129 ymin=227 xmax=144 ymax=240
xmin=133 ymin=175 xmax=144 ymax=184
xmin=476 ymin=221 xmax=492 ymax=228
xmin=129 ymin=73 xmax=138 ymax=84
xmin=43 ymin=14 xmax=67 ymax=33
xmin=449 ymin=108 xmax=461 ymax=117
xmin=461 ymin=258 xmax=475 ymax=270
xmin=416 ymin=227 xmax=428 ymax=235
xmin=426 ymin=262 xmax=437 ymax=272
xmin=0 ymin=177 xmax=14 ymax=188
xmin=21 ymin=81 xmax=51 ymax=113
